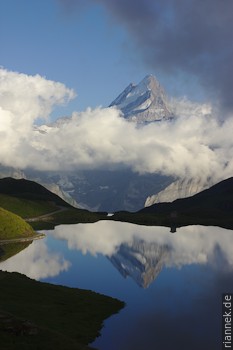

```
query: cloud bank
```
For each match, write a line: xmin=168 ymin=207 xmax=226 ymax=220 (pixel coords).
xmin=1 ymin=67 xmax=233 ymax=185
xmin=59 ymin=0 xmax=233 ymax=112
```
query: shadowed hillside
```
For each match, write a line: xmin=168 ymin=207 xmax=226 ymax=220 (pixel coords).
xmin=113 ymin=177 xmax=233 ymax=229
xmin=0 ymin=177 xmax=71 ymax=207
xmin=0 ymin=271 xmax=124 ymax=350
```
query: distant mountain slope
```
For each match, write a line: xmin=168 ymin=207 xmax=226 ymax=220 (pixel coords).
xmin=25 ymin=169 xmax=172 ymax=213
xmin=109 ymin=75 xmax=174 ymax=122
xmin=144 ymin=178 xmax=214 ymax=207
xmin=0 ymin=177 xmax=71 ymax=208
xmin=141 ymin=177 xmax=233 ymax=214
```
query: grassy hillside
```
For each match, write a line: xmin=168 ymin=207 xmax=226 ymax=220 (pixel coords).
xmin=113 ymin=177 xmax=233 ymax=229
xmin=0 ymin=271 xmax=124 ymax=350
xmin=0 ymin=178 xmax=107 ymax=228
xmin=0 ymin=177 xmax=70 ymax=219
xmin=0 ymin=208 xmax=35 ymax=240
xmin=0 ymin=193 xmax=58 ymax=219
xmin=0 ymin=175 xmax=106 ymax=238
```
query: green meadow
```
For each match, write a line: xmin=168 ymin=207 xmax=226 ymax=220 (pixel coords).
xmin=0 ymin=207 xmax=35 ymax=240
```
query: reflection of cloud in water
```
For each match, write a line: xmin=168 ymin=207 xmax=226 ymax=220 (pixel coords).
xmin=0 ymin=239 xmax=70 ymax=279
xmin=52 ymin=221 xmax=233 ymax=269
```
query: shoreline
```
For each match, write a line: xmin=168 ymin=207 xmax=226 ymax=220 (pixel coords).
xmin=0 ymin=233 xmax=45 ymax=245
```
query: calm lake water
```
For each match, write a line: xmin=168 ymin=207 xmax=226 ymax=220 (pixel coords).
xmin=1 ymin=221 xmax=233 ymax=350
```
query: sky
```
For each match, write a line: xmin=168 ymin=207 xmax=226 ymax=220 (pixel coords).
xmin=0 ymin=0 xmax=233 ymax=183
xmin=0 ymin=0 xmax=150 ymax=115
xmin=2 ymin=0 xmax=232 ymax=113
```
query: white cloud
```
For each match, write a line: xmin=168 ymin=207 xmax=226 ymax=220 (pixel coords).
xmin=1 ymin=67 xmax=233 ymax=184
xmin=0 ymin=68 xmax=75 ymax=168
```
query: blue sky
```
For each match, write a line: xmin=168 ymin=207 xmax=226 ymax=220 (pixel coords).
xmin=2 ymin=0 xmax=226 ymax=117
xmin=0 ymin=0 xmax=149 ymax=115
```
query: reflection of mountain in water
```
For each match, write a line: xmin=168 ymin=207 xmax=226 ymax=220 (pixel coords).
xmin=109 ymin=239 xmax=170 ymax=288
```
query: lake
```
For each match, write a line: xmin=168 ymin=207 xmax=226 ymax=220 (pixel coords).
xmin=1 ymin=221 xmax=233 ymax=350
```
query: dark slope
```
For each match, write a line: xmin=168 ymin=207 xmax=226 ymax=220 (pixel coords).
xmin=113 ymin=177 xmax=233 ymax=229
xmin=0 ymin=177 xmax=71 ymax=207
xmin=0 ymin=271 xmax=124 ymax=350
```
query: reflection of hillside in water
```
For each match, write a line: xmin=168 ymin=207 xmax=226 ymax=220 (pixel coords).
xmin=0 ymin=242 xmax=32 ymax=263
xmin=109 ymin=239 xmax=170 ymax=288
xmin=0 ymin=239 xmax=70 ymax=279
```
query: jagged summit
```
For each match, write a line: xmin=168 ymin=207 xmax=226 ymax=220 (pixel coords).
xmin=139 ymin=74 xmax=161 ymax=90
xmin=109 ymin=75 xmax=174 ymax=122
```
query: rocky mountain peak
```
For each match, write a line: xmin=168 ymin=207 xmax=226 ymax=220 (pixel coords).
xmin=139 ymin=74 xmax=161 ymax=90
xmin=109 ymin=75 xmax=174 ymax=123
